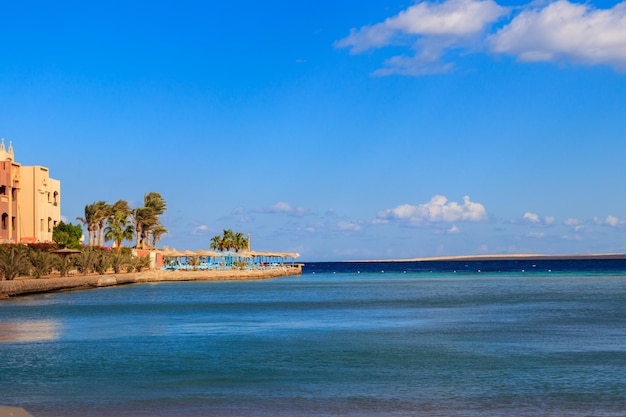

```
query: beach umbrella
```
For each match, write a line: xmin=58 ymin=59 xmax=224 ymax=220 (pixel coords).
xmin=168 ymin=248 xmax=184 ymax=257
xmin=195 ymin=249 xmax=221 ymax=258
xmin=50 ymin=248 xmax=81 ymax=257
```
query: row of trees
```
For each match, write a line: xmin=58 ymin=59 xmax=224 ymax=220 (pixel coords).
xmin=76 ymin=192 xmax=167 ymax=251
xmin=0 ymin=245 xmax=151 ymax=280
xmin=210 ymin=229 xmax=249 ymax=252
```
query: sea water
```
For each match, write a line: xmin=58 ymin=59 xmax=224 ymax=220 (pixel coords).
xmin=1 ymin=260 xmax=626 ymax=416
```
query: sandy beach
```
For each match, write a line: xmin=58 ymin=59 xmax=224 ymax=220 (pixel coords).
xmin=0 ymin=265 xmax=303 ymax=299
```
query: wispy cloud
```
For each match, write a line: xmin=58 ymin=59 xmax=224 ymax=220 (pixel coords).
xmin=336 ymin=0 xmax=507 ymax=75
xmin=378 ymin=195 xmax=488 ymax=225
xmin=564 ymin=217 xmax=582 ymax=226
xmin=262 ymin=202 xmax=309 ymax=216
xmin=564 ymin=217 xmax=588 ymax=232
xmin=337 ymin=0 xmax=626 ymax=75
xmin=336 ymin=221 xmax=363 ymax=232
xmin=517 ymin=211 xmax=555 ymax=226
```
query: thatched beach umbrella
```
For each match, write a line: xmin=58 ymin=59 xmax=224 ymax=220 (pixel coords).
xmin=50 ymin=248 xmax=81 ymax=256
xmin=168 ymin=248 xmax=184 ymax=257
xmin=49 ymin=248 xmax=82 ymax=277
xmin=195 ymin=249 xmax=221 ymax=258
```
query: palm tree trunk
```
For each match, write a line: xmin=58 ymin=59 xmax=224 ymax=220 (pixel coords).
xmin=135 ymin=225 xmax=141 ymax=249
xmin=99 ymin=224 xmax=105 ymax=247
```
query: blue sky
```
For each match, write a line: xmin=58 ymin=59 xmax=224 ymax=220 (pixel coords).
xmin=2 ymin=0 xmax=626 ymax=261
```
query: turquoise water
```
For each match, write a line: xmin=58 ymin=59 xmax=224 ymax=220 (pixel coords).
xmin=1 ymin=267 xmax=626 ymax=416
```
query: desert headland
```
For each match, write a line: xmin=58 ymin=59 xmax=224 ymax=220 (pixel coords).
xmin=351 ymin=253 xmax=626 ymax=262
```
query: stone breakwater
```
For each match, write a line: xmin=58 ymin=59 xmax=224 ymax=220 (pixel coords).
xmin=0 ymin=265 xmax=303 ymax=299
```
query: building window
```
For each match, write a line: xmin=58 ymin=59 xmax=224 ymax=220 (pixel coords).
xmin=48 ymin=192 xmax=51 ymax=203
xmin=11 ymin=188 xmax=17 ymax=199
xmin=11 ymin=216 xmax=15 ymax=230
xmin=48 ymin=217 xmax=52 ymax=233
xmin=40 ymin=219 xmax=44 ymax=232
xmin=1 ymin=213 xmax=7 ymax=230
xmin=53 ymin=191 xmax=59 ymax=206
xmin=0 ymin=186 xmax=6 ymax=196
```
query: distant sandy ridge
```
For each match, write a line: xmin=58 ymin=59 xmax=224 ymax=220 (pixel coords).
xmin=350 ymin=253 xmax=626 ymax=262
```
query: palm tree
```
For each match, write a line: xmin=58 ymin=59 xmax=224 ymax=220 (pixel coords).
xmin=210 ymin=235 xmax=225 ymax=251
xmin=143 ymin=192 xmax=167 ymax=246
xmin=132 ymin=206 xmax=155 ymax=249
xmin=104 ymin=212 xmax=135 ymax=252
xmin=223 ymin=229 xmax=235 ymax=251
xmin=210 ymin=229 xmax=249 ymax=252
xmin=144 ymin=192 xmax=166 ymax=213
xmin=54 ymin=254 xmax=76 ymax=277
xmin=76 ymin=203 xmax=97 ymax=246
xmin=111 ymin=199 xmax=132 ymax=217
xmin=75 ymin=248 xmax=97 ymax=275
xmin=0 ymin=245 xmax=32 ymax=280
xmin=29 ymin=250 xmax=56 ymax=278
xmin=232 ymin=232 xmax=249 ymax=252
xmin=93 ymin=201 xmax=110 ymax=247
xmin=151 ymin=224 xmax=168 ymax=248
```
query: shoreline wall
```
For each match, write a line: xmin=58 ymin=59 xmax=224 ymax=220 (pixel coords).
xmin=0 ymin=265 xmax=303 ymax=299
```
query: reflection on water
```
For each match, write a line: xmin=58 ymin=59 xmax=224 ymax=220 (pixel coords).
xmin=0 ymin=320 xmax=60 ymax=342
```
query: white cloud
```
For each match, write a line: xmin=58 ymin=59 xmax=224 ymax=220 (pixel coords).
xmin=337 ymin=0 xmax=506 ymax=52
xmin=564 ymin=217 xmax=582 ymax=226
xmin=378 ymin=195 xmax=488 ymax=225
xmin=564 ymin=218 xmax=588 ymax=232
xmin=338 ymin=0 xmax=626 ymax=74
xmin=490 ymin=1 xmax=626 ymax=71
xmin=527 ymin=231 xmax=545 ymax=238
xmin=594 ymin=215 xmax=625 ymax=227
xmin=337 ymin=221 xmax=363 ymax=232
xmin=191 ymin=224 xmax=210 ymax=235
xmin=522 ymin=212 xmax=540 ymax=223
xmin=270 ymin=202 xmax=294 ymax=212
xmin=258 ymin=202 xmax=309 ymax=216
xmin=335 ymin=0 xmax=507 ymax=74
xmin=447 ymin=225 xmax=461 ymax=234
xmin=519 ymin=212 xmax=555 ymax=225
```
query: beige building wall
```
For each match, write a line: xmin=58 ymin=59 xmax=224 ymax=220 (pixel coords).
xmin=20 ymin=166 xmax=61 ymax=243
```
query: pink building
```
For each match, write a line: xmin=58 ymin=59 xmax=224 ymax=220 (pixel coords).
xmin=0 ymin=139 xmax=61 ymax=244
